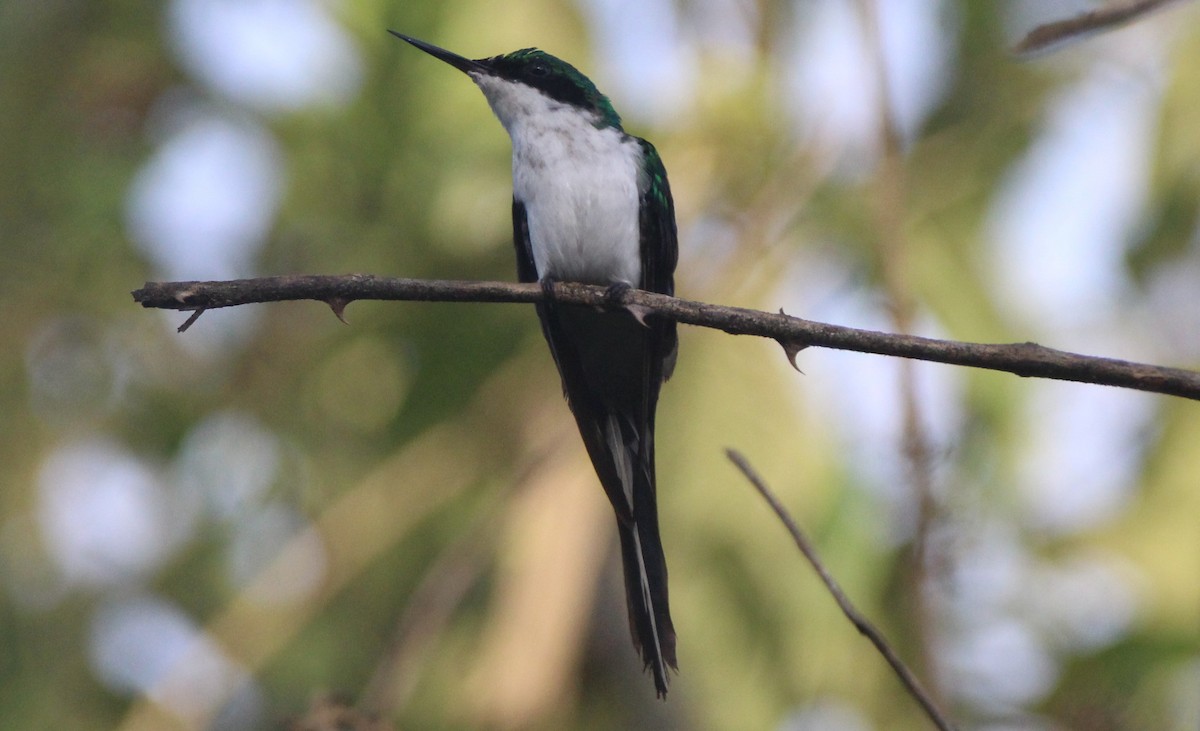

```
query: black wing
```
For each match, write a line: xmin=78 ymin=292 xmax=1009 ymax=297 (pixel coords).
xmin=636 ymin=138 xmax=678 ymax=382
xmin=512 ymin=198 xmax=539 ymax=284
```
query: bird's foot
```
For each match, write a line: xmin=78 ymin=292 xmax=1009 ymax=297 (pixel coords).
xmin=604 ymin=281 xmax=633 ymax=305
xmin=540 ymin=276 xmax=558 ymax=303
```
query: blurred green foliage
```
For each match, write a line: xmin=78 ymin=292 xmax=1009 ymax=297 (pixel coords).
xmin=1 ymin=1 xmax=1198 ymax=730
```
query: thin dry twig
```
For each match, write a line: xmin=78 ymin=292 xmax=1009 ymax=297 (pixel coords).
xmin=1014 ymin=0 xmax=1190 ymax=55
xmin=132 ymin=275 xmax=1200 ymax=400
xmin=726 ymin=449 xmax=958 ymax=731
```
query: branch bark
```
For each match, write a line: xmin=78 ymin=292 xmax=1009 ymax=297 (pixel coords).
xmin=1014 ymin=0 xmax=1190 ymax=55
xmin=131 ymin=275 xmax=1200 ymax=401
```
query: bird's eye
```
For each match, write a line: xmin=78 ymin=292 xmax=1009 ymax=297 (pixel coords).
xmin=529 ymin=62 xmax=550 ymax=77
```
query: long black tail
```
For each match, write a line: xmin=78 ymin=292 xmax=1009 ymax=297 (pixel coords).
xmin=616 ymin=473 xmax=677 ymax=697
xmin=534 ymin=302 xmax=678 ymax=695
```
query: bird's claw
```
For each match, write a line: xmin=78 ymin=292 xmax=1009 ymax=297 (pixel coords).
xmin=604 ymin=281 xmax=633 ymax=305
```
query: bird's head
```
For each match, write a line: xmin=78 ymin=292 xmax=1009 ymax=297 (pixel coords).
xmin=390 ymin=31 xmax=622 ymax=132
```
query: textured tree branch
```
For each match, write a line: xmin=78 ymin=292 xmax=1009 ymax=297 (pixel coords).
xmin=1014 ymin=0 xmax=1190 ymax=55
xmin=131 ymin=275 xmax=1200 ymax=400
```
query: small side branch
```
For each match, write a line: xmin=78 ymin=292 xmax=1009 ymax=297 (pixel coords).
xmin=1014 ymin=0 xmax=1190 ymax=54
xmin=726 ymin=450 xmax=958 ymax=731
xmin=131 ymin=275 xmax=1200 ymax=400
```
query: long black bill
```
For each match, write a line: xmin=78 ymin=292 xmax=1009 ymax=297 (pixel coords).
xmin=388 ymin=31 xmax=487 ymax=75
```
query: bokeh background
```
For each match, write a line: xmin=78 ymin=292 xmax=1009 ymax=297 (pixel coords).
xmin=2 ymin=0 xmax=1199 ymax=729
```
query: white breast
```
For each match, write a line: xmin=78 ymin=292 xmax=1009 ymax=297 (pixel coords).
xmin=472 ymin=75 xmax=643 ymax=286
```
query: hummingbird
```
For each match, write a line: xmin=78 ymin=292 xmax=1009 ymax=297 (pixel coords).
xmin=390 ymin=31 xmax=680 ymax=697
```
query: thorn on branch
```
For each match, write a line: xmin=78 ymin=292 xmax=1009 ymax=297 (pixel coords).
xmin=327 ymin=297 xmax=351 ymax=324
xmin=599 ymin=281 xmax=652 ymax=326
xmin=627 ymin=305 xmax=653 ymax=328
xmin=775 ymin=310 xmax=807 ymax=372
xmin=779 ymin=339 xmax=807 ymax=373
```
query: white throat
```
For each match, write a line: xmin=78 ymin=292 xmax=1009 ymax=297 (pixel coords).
xmin=472 ymin=74 xmax=644 ymax=286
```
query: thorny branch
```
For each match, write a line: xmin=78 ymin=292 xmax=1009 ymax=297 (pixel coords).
xmin=131 ymin=275 xmax=1200 ymax=400
xmin=726 ymin=449 xmax=958 ymax=731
